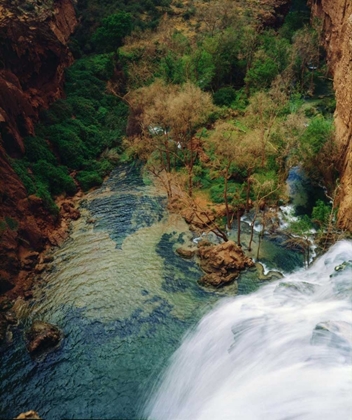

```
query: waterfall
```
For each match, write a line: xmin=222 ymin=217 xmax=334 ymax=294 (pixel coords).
xmin=145 ymin=241 xmax=352 ymax=420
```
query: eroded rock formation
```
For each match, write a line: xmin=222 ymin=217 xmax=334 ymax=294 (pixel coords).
xmin=15 ymin=410 xmax=41 ymax=419
xmin=0 ymin=0 xmax=77 ymax=297
xmin=308 ymin=0 xmax=352 ymax=230
xmin=197 ymin=240 xmax=254 ymax=287
xmin=25 ymin=320 xmax=62 ymax=357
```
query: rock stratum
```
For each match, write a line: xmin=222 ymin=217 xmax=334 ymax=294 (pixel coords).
xmin=0 ymin=0 xmax=77 ymax=297
xmin=308 ymin=0 xmax=352 ymax=230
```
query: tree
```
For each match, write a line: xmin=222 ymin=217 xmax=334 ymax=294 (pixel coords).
xmin=247 ymin=172 xmax=281 ymax=252
xmin=298 ymin=114 xmax=336 ymax=186
xmin=127 ymin=80 xmax=214 ymax=196
xmin=291 ymin=26 xmax=320 ymax=92
xmin=245 ymin=80 xmax=288 ymax=168
xmin=92 ymin=12 xmax=133 ymax=53
xmin=196 ymin=0 xmax=239 ymax=37
xmin=284 ymin=215 xmax=314 ymax=268
xmin=205 ymin=122 xmax=246 ymax=243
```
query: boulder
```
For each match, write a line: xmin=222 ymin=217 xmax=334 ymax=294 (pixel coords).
xmin=25 ymin=320 xmax=62 ymax=357
xmin=15 ymin=411 xmax=41 ymax=419
xmin=197 ymin=240 xmax=254 ymax=287
xmin=311 ymin=321 xmax=352 ymax=356
xmin=176 ymin=247 xmax=196 ymax=259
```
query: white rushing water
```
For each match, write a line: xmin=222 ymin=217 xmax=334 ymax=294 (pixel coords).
xmin=145 ymin=241 xmax=352 ymax=420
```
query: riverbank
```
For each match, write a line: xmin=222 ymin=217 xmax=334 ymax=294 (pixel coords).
xmin=0 ymin=189 xmax=83 ymax=346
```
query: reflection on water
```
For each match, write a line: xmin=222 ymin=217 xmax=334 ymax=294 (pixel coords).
xmin=0 ymin=165 xmax=304 ymax=419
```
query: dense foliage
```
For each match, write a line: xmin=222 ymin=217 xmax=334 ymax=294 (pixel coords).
xmin=13 ymin=0 xmax=338 ymax=247
xmin=13 ymin=54 xmax=128 ymax=213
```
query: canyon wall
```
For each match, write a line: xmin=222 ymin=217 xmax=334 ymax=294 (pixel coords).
xmin=0 ymin=0 xmax=77 ymax=296
xmin=308 ymin=0 xmax=352 ymax=230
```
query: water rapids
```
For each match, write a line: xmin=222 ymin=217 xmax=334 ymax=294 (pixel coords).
xmin=145 ymin=241 xmax=352 ymax=420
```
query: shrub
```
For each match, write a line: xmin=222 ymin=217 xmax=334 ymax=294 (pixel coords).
xmin=11 ymin=159 xmax=36 ymax=195
xmin=32 ymin=160 xmax=76 ymax=196
xmin=76 ymin=171 xmax=103 ymax=191
xmin=91 ymin=12 xmax=133 ymax=52
xmin=24 ymin=136 xmax=56 ymax=164
xmin=213 ymin=87 xmax=236 ymax=107
xmin=312 ymin=199 xmax=331 ymax=226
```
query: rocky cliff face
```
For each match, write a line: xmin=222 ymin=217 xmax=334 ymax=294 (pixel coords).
xmin=0 ymin=0 xmax=77 ymax=296
xmin=308 ymin=0 xmax=352 ymax=230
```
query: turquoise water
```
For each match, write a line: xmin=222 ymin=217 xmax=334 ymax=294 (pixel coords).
xmin=0 ymin=165 xmax=303 ymax=419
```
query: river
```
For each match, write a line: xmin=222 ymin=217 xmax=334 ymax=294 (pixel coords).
xmin=0 ymin=165 xmax=350 ymax=419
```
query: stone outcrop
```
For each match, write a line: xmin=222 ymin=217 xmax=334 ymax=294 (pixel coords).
xmin=0 ymin=0 xmax=77 ymax=154
xmin=0 ymin=0 xmax=78 ymax=298
xmin=308 ymin=0 xmax=352 ymax=230
xmin=176 ymin=247 xmax=196 ymax=259
xmin=25 ymin=320 xmax=62 ymax=357
xmin=0 ymin=300 xmax=17 ymax=345
xmin=15 ymin=411 xmax=41 ymax=419
xmin=197 ymin=240 xmax=254 ymax=287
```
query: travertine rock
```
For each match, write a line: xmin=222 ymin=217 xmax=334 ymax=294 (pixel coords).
xmin=308 ymin=0 xmax=352 ymax=230
xmin=197 ymin=240 xmax=254 ymax=287
xmin=0 ymin=0 xmax=78 ymax=298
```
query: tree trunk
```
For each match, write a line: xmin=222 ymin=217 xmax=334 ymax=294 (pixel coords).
xmin=237 ymin=209 xmax=241 ymax=247
xmin=306 ymin=238 xmax=310 ymax=268
xmin=188 ymin=137 xmax=194 ymax=197
xmin=248 ymin=222 xmax=254 ymax=252
xmin=224 ymin=166 xmax=231 ymax=229
xmin=245 ymin=174 xmax=251 ymax=213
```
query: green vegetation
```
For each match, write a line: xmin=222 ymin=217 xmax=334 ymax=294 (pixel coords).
xmin=14 ymin=53 xmax=128 ymax=213
xmin=91 ymin=12 xmax=133 ymax=53
xmin=13 ymin=0 xmax=340 ymax=256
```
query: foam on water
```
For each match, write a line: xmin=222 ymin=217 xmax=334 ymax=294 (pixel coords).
xmin=145 ymin=241 xmax=352 ymax=420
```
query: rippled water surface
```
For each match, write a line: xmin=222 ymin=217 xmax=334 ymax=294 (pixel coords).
xmin=1 ymin=166 xmax=218 ymax=419
xmin=0 ymin=165 xmax=326 ymax=419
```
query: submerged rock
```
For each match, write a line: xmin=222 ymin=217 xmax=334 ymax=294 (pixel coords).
xmin=255 ymin=263 xmax=283 ymax=281
xmin=25 ymin=320 xmax=62 ymax=357
xmin=15 ymin=411 xmax=41 ymax=419
xmin=332 ymin=260 xmax=352 ymax=273
xmin=0 ymin=300 xmax=17 ymax=346
xmin=311 ymin=321 xmax=352 ymax=356
xmin=274 ymin=281 xmax=316 ymax=295
xmin=197 ymin=240 xmax=254 ymax=287
xmin=176 ymin=247 xmax=196 ymax=259
xmin=330 ymin=261 xmax=352 ymax=298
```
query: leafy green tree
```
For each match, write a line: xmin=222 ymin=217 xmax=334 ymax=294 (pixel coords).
xmin=285 ymin=215 xmax=313 ymax=267
xmin=245 ymin=52 xmax=278 ymax=92
xmin=92 ymin=12 xmax=133 ymax=52
xmin=184 ymin=48 xmax=215 ymax=89
xmin=312 ymin=200 xmax=331 ymax=227
xmin=298 ymin=115 xmax=335 ymax=183
xmin=213 ymin=87 xmax=236 ymax=107
xmin=159 ymin=51 xmax=186 ymax=84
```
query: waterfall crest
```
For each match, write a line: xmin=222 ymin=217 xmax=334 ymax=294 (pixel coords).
xmin=145 ymin=241 xmax=352 ymax=420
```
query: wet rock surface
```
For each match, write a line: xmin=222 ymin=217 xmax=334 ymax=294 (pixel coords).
xmin=0 ymin=297 xmax=17 ymax=345
xmin=176 ymin=247 xmax=196 ymax=259
xmin=308 ymin=0 xmax=352 ymax=230
xmin=197 ymin=240 xmax=254 ymax=287
xmin=311 ymin=321 xmax=352 ymax=356
xmin=25 ymin=320 xmax=62 ymax=357
xmin=15 ymin=411 xmax=41 ymax=419
xmin=0 ymin=0 xmax=78 ymax=302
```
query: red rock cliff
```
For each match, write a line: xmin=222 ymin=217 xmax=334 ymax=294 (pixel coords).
xmin=308 ymin=0 xmax=352 ymax=230
xmin=0 ymin=0 xmax=77 ymax=295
